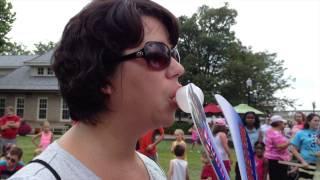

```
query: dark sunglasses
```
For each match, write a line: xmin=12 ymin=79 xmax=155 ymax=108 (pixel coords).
xmin=120 ymin=41 xmax=180 ymax=70
xmin=6 ymin=156 xmax=17 ymax=163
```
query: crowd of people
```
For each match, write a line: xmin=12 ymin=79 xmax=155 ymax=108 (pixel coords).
xmin=216 ymin=111 xmax=319 ymax=180
xmin=0 ymin=106 xmax=55 ymax=179
xmin=2 ymin=104 xmax=319 ymax=180
xmin=134 ymin=111 xmax=320 ymax=180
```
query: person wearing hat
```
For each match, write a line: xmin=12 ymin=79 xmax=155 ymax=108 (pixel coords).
xmin=264 ymin=115 xmax=291 ymax=180
xmin=212 ymin=118 xmax=232 ymax=175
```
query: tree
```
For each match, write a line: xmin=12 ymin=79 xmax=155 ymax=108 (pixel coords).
xmin=0 ymin=0 xmax=16 ymax=54
xmin=178 ymin=4 xmax=294 ymax=110
xmin=179 ymin=4 xmax=238 ymax=103
xmin=219 ymin=43 xmax=295 ymax=109
xmin=33 ymin=41 xmax=56 ymax=55
xmin=1 ymin=42 xmax=31 ymax=55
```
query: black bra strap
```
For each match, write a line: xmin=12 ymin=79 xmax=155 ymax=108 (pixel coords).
xmin=29 ymin=159 xmax=61 ymax=180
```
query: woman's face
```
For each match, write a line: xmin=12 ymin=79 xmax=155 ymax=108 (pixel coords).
xmin=294 ymin=113 xmax=303 ymax=123
xmin=109 ymin=16 xmax=184 ymax=130
xmin=255 ymin=145 xmax=264 ymax=157
xmin=279 ymin=122 xmax=285 ymax=130
xmin=309 ymin=116 xmax=320 ymax=130
xmin=245 ymin=114 xmax=256 ymax=125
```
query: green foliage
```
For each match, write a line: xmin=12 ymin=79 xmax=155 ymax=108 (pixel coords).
xmin=178 ymin=4 xmax=294 ymax=110
xmin=33 ymin=41 xmax=56 ymax=55
xmin=1 ymin=42 xmax=31 ymax=55
xmin=1 ymin=41 xmax=57 ymax=55
xmin=164 ymin=120 xmax=192 ymax=135
xmin=0 ymin=0 xmax=16 ymax=54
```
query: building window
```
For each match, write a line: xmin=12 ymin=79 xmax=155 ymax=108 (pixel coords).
xmin=38 ymin=98 xmax=48 ymax=120
xmin=47 ymin=67 xmax=53 ymax=75
xmin=61 ymin=99 xmax=70 ymax=121
xmin=15 ymin=97 xmax=24 ymax=118
xmin=37 ymin=67 xmax=44 ymax=75
xmin=0 ymin=98 xmax=5 ymax=116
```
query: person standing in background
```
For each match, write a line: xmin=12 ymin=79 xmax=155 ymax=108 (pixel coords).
xmin=200 ymin=151 xmax=217 ymax=180
xmin=0 ymin=106 xmax=21 ymax=154
xmin=188 ymin=124 xmax=200 ymax=151
xmin=254 ymin=142 xmax=268 ymax=180
xmin=291 ymin=111 xmax=306 ymax=137
xmin=167 ymin=144 xmax=189 ymax=180
xmin=170 ymin=129 xmax=187 ymax=153
xmin=236 ymin=111 xmax=262 ymax=180
xmin=290 ymin=113 xmax=320 ymax=179
xmin=212 ymin=118 xmax=232 ymax=175
xmin=264 ymin=115 xmax=291 ymax=180
xmin=137 ymin=128 xmax=164 ymax=162
xmin=32 ymin=121 xmax=54 ymax=156
xmin=261 ymin=114 xmax=271 ymax=143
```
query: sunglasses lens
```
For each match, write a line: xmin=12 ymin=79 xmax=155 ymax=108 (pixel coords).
xmin=144 ymin=42 xmax=171 ymax=70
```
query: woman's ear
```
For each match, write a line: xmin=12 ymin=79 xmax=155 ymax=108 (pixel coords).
xmin=101 ymin=85 xmax=112 ymax=95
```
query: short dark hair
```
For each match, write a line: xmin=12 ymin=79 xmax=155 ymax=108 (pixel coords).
xmin=52 ymin=0 xmax=179 ymax=125
xmin=254 ymin=141 xmax=265 ymax=150
xmin=304 ymin=113 xmax=320 ymax=129
xmin=173 ymin=144 xmax=185 ymax=157
xmin=8 ymin=146 xmax=23 ymax=160
xmin=270 ymin=121 xmax=282 ymax=127
xmin=242 ymin=111 xmax=260 ymax=129
xmin=212 ymin=125 xmax=227 ymax=135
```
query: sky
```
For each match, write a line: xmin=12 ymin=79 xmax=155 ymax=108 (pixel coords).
xmin=7 ymin=0 xmax=320 ymax=111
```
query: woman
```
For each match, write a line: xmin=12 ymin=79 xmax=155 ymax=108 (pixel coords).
xmin=291 ymin=111 xmax=306 ymax=137
xmin=11 ymin=0 xmax=184 ymax=179
xmin=264 ymin=115 xmax=291 ymax=180
xmin=242 ymin=111 xmax=262 ymax=147
xmin=291 ymin=113 xmax=320 ymax=179
xmin=212 ymin=118 xmax=232 ymax=175
xmin=235 ymin=111 xmax=262 ymax=180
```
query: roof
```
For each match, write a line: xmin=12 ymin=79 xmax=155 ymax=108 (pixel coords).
xmin=0 ymin=65 xmax=58 ymax=91
xmin=0 ymin=55 xmax=36 ymax=68
xmin=24 ymin=49 xmax=54 ymax=66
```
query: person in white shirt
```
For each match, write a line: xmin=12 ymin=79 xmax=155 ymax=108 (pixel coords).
xmin=168 ymin=144 xmax=190 ymax=180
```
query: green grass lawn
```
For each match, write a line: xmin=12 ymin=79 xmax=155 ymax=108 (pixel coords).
xmin=17 ymin=136 xmax=235 ymax=179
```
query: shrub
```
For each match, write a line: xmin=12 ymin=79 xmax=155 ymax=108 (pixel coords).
xmin=164 ymin=121 xmax=193 ymax=135
xmin=18 ymin=121 xmax=32 ymax=136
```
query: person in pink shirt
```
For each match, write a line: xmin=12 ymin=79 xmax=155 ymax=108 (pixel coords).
xmin=264 ymin=115 xmax=290 ymax=180
xmin=291 ymin=112 xmax=305 ymax=137
xmin=32 ymin=121 xmax=53 ymax=155
xmin=254 ymin=142 xmax=268 ymax=180
xmin=188 ymin=124 xmax=200 ymax=151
